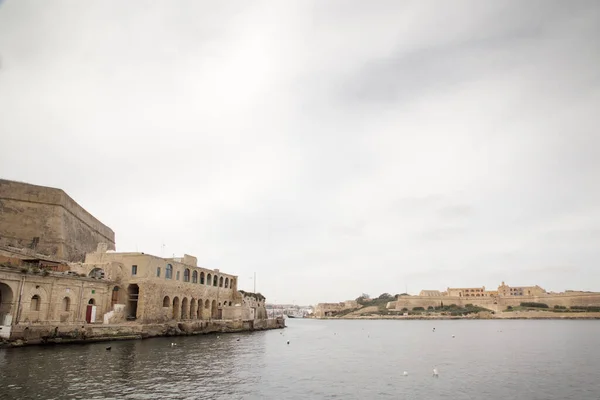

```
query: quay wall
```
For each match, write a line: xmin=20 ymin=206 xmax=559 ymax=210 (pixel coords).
xmin=2 ymin=318 xmax=285 ymax=347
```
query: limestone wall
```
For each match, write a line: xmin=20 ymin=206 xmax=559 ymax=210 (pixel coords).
xmin=0 ymin=266 xmax=111 ymax=325
xmin=390 ymin=293 xmax=600 ymax=311
xmin=0 ymin=180 xmax=115 ymax=262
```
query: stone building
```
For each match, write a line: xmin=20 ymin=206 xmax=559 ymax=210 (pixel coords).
xmin=0 ymin=180 xmax=115 ymax=262
xmin=70 ymin=244 xmax=244 ymax=324
xmin=314 ymin=301 xmax=357 ymax=318
xmin=497 ymin=281 xmax=546 ymax=297
xmin=447 ymin=286 xmax=489 ymax=297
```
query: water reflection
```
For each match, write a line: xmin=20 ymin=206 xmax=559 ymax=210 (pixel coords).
xmin=1 ymin=321 xmax=600 ymax=400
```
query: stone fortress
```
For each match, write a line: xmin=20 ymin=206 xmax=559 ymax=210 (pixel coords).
xmin=314 ymin=283 xmax=600 ymax=318
xmin=388 ymin=282 xmax=600 ymax=312
xmin=0 ymin=179 xmax=280 ymax=343
xmin=0 ymin=179 xmax=116 ymax=262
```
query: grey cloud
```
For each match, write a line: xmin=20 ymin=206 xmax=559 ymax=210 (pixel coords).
xmin=1 ymin=0 xmax=599 ymax=303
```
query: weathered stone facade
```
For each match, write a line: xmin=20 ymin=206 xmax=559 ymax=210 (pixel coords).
xmin=0 ymin=179 xmax=115 ymax=262
xmin=388 ymin=282 xmax=600 ymax=312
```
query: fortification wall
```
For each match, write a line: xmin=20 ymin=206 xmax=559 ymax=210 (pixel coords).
xmin=0 ymin=180 xmax=115 ymax=261
xmin=391 ymin=293 xmax=600 ymax=311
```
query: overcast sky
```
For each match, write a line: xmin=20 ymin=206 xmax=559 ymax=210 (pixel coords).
xmin=1 ymin=1 xmax=599 ymax=305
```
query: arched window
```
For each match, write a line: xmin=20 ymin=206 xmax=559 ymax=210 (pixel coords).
xmin=31 ymin=295 xmax=41 ymax=311
xmin=88 ymin=298 xmax=95 ymax=305
xmin=225 ymin=278 xmax=229 ymax=288
xmin=192 ymin=270 xmax=198 ymax=283
xmin=219 ymin=277 xmax=224 ymax=287
xmin=213 ymin=275 xmax=218 ymax=287
xmin=200 ymin=272 xmax=205 ymax=284
xmin=207 ymin=274 xmax=212 ymax=286
xmin=62 ymin=297 xmax=71 ymax=312
xmin=184 ymin=268 xmax=190 ymax=282
xmin=163 ymin=296 xmax=170 ymax=307
xmin=166 ymin=264 xmax=173 ymax=279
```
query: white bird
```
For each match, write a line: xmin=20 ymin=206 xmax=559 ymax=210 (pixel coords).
xmin=403 ymin=371 xmax=408 ymax=376
xmin=433 ymin=368 xmax=439 ymax=377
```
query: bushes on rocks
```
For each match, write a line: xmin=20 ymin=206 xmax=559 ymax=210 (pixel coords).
xmin=520 ymin=302 xmax=549 ymax=308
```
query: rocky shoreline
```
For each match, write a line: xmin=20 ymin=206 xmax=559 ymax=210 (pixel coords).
xmin=312 ymin=311 xmax=600 ymax=320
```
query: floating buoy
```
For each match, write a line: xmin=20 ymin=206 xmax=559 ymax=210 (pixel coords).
xmin=403 ymin=371 xmax=408 ymax=376
xmin=433 ymin=368 xmax=439 ymax=377
xmin=171 ymin=343 xmax=176 ymax=346
xmin=287 ymin=341 xmax=290 ymax=345
xmin=452 ymin=335 xmax=455 ymax=338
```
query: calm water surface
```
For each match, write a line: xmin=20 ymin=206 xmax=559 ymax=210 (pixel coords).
xmin=1 ymin=319 xmax=599 ymax=399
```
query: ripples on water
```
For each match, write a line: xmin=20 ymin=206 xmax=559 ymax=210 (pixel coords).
xmin=1 ymin=319 xmax=599 ymax=399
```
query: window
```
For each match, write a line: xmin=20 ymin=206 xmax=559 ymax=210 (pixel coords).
xmin=31 ymin=295 xmax=41 ymax=311
xmin=132 ymin=265 xmax=138 ymax=275
xmin=166 ymin=264 xmax=173 ymax=279
xmin=156 ymin=267 xmax=161 ymax=277
xmin=62 ymin=297 xmax=71 ymax=311
xmin=184 ymin=269 xmax=190 ymax=282
xmin=192 ymin=270 xmax=198 ymax=283
xmin=200 ymin=272 xmax=205 ymax=284
xmin=176 ymin=271 xmax=180 ymax=280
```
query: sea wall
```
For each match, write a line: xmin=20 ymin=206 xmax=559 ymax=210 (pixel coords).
xmin=1 ymin=318 xmax=285 ymax=347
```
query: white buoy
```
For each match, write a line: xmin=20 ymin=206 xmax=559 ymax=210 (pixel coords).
xmin=403 ymin=371 xmax=408 ymax=376
xmin=171 ymin=343 xmax=176 ymax=346
xmin=433 ymin=368 xmax=439 ymax=377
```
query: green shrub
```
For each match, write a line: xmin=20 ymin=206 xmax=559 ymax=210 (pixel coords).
xmin=427 ymin=306 xmax=434 ymax=310
xmin=506 ymin=306 xmax=513 ymax=311
xmin=520 ymin=302 xmax=549 ymax=308
xmin=553 ymin=305 xmax=566 ymax=309
xmin=412 ymin=307 xmax=425 ymax=311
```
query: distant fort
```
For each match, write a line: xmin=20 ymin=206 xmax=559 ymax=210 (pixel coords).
xmin=314 ymin=282 xmax=600 ymax=317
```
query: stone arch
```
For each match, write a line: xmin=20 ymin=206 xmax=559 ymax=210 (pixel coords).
xmin=163 ymin=296 xmax=170 ymax=307
xmin=88 ymin=267 xmax=105 ymax=279
xmin=0 ymin=282 xmax=14 ymax=322
xmin=213 ymin=275 xmax=218 ymax=287
xmin=192 ymin=270 xmax=198 ymax=284
xmin=181 ymin=297 xmax=189 ymax=320
xmin=190 ymin=298 xmax=197 ymax=319
xmin=211 ymin=299 xmax=217 ymax=319
xmin=184 ymin=268 xmax=190 ymax=283
xmin=127 ymin=284 xmax=139 ymax=319
xmin=88 ymin=298 xmax=96 ymax=305
xmin=207 ymin=273 xmax=212 ymax=286
xmin=200 ymin=272 xmax=205 ymax=284
xmin=197 ymin=298 xmax=203 ymax=319
xmin=219 ymin=277 xmax=224 ymax=287
xmin=30 ymin=295 xmax=41 ymax=311
xmin=225 ymin=278 xmax=229 ymax=288
xmin=62 ymin=297 xmax=71 ymax=312
xmin=172 ymin=297 xmax=180 ymax=320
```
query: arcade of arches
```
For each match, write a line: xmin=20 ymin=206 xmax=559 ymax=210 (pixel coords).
xmin=162 ymin=295 xmax=225 ymax=320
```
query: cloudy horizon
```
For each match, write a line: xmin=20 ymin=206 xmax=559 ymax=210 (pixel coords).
xmin=1 ymin=1 xmax=599 ymax=305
